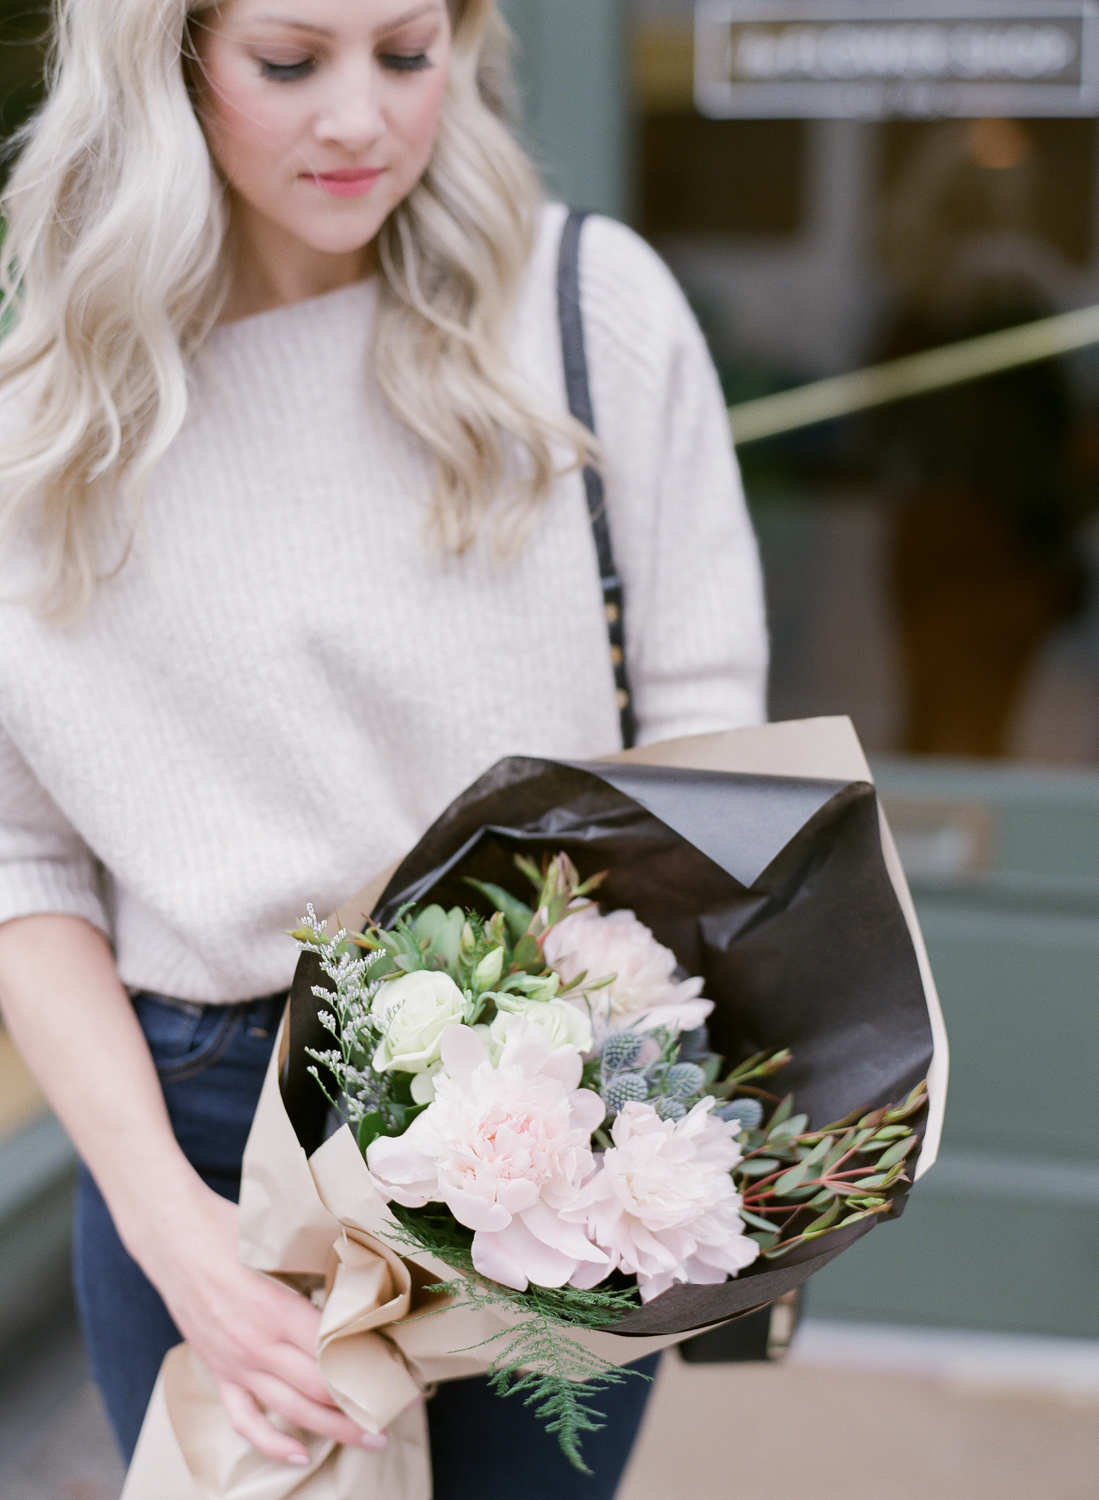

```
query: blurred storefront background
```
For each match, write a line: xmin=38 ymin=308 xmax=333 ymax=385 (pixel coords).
xmin=1 ymin=3 xmax=1098 ymax=1494
xmin=622 ymin=0 xmax=1099 ymax=1350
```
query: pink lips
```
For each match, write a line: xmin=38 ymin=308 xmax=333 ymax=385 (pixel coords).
xmin=307 ymin=167 xmax=383 ymax=198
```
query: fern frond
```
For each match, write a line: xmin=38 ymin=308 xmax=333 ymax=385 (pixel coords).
xmin=385 ymin=1203 xmax=647 ymax=1471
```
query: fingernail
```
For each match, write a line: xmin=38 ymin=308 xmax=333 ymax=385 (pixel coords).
xmin=286 ymin=1454 xmax=310 ymax=1467
xmin=360 ymin=1433 xmax=388 ymax=1450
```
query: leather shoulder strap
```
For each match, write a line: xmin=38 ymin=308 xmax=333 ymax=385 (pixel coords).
xmin=557 ymin=210 xmax=638 ymax=750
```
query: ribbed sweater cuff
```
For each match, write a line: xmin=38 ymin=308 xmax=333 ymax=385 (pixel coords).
xmin=0 ymin=858 xmax=108 ymax=934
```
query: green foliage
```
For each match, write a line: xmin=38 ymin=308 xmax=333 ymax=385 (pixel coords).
xmin=387 ymin=1203 xmax=645 ymax=1473
xmin=730 ymin=1076 xmax=929 ymax=1257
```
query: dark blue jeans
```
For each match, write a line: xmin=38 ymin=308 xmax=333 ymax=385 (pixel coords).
xmin=74 ymin=992 xmax=658 ymax=1497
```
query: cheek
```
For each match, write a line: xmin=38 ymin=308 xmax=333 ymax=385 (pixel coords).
xmin=200 ymin=64 xmax=304 ymax=190
xmin=388 ymin=71 xmax=451 ymax=173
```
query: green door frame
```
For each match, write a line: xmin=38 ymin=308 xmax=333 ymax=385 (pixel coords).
xmin=500 ymin=0 xmax=631 ymax=220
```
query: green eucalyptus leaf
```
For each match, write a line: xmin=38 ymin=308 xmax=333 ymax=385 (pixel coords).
xmin=800 ymin=1134 xmax=835 ymax=1168
xmin=883 ymin=1088 xmax=929 ymax=1124
xmin=727 ymin=1049 xmax=769 ymax=1081
xmin=803 ymin=1199 xmax=842 ymax=1234
xmin=737 ymin=1157 xmax=781 ymax=1177
xmin=387 ymin=1101 xmax=430 ymax=1135
xmin=462 ymin=879 xmax=535 ymax=944
xmin=512 ymin=935 xmax=544 ymax=974
xmin=823 ymin=1143 xmax=850 ymax=1172
xmin=701 ymin=1053 xmax=724 ymax=1088
xmin=739 ymin=1208 xmax=781 ymax=1233
xmin=357 ymin=1112 xmax=386 ymax=1153
xmin=876 ymin=1136 xmax=918 ymax=1170
xmin=769 ymin=1112 xmax=809 ymax=1138
xmin=513 ymin=853 xmax=544 ymax=891
xmin=769 ymin=1095 xmax=794 ymax=1129
xmin=774 ymin=1160 xmax=811 ymax=1195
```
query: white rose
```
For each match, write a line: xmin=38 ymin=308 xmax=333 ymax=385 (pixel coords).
xmin=488 ymin=999 xmax=593 ymax=1059
xmin=372 ymin=970 xmax=467 ymax=1075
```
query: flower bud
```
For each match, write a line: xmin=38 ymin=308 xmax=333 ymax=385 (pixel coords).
xmin=473 ymin=946 xmax=505 ymax=991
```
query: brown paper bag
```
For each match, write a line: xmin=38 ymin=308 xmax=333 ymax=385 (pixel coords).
xmin=122 ymin=718 xmax=947 ymax=1499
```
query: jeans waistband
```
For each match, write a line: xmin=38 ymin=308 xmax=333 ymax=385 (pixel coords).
xmin=130 ymin=989 xmax=289 ymax=1030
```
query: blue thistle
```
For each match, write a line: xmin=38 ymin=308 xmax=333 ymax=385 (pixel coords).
xmin=717 ymin=1098 xmax=764 ymax=1131
xmin=664 ymin=1062 xmax=705 ymax=1098
xmin=602 ymin=1072 xmax=649 ymax=1115
xmin=600 ymin=1032 xmax=645 ymax=1072
xmin=655 ymin=1098 xmax=688 ymax=1122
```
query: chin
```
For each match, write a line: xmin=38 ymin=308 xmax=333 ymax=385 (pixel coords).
xmin=297 ymin=203 xmax=395 ymax=255
xmin=306 ymin=230 xmax=381 ymax=257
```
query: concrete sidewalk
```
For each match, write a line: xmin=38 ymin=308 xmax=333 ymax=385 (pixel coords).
xmin=3 ymin=1311 xmax=1097 ymax=1500
xmin=619 ymin=1326 xmax=1099 ymax=1500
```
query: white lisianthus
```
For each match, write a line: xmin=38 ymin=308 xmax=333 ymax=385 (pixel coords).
xmin=366 ymin=1021 xmax=609 ymax=1292
xmin=565 ymin=1098 xmax=759 ymax=1302
xmin=542 ymin=906 xmax=713 ymax=1038
xmin=488 ymin=998 xmax=593 ymax=1058
xmin=371 ymin=970 xmax=467 ymax=1076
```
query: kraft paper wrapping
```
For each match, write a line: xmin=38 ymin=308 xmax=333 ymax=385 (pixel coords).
xmin=124 ymin=979 xmax=690 ymax=1500
xmin=122 ymin=718 xmax=947 ymax=1499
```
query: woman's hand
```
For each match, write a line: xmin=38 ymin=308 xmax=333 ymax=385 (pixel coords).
xmin=138 ymin=1181 xmax=390 ymax=1466
xmin=0 ymin=915 xmax=392 ymax=1468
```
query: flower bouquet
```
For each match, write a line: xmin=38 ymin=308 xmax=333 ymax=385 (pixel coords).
xmin=122 ymin=718 xmax=946 ymax=1500
xmin=292 ymin=844 xmax=927 ymax=1465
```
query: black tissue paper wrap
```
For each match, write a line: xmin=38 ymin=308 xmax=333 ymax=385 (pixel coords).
xmin=285 ymin=754 xmax=934 ymax=1339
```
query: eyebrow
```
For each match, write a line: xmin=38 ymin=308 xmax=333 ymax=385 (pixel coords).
xmin=249 ymin=3 xmax=443 ymax=38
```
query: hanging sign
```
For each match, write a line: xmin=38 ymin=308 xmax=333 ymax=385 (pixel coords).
xmin=694 ymin=0 xmax=1099 ymax=117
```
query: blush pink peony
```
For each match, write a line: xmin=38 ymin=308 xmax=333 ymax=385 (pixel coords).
xmin=366 ymin=1020 xmax=609 ymax=1292
xmin=565 ymin=1098 xmax=760 ymax=1302
xmin=542 ymin=905 xmax=713 ymax=1039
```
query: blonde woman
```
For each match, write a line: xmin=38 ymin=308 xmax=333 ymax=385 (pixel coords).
xmin=0 ymin=0 xmax=767 ymax=1492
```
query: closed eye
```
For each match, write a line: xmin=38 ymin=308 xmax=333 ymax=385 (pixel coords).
xmin=259 ymin=57 xmax=315 ymax=82
xmin=379 ymin=51 xmax=431 ymax=72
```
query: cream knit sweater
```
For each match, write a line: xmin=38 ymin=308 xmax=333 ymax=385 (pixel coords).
xmin=0 ymin=206 xmax=767 ymax=1002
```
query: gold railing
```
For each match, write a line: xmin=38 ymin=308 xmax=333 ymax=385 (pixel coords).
xmin=728 ymin=303 xmax=1099 ymax=445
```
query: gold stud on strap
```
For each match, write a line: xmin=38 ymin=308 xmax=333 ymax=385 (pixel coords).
xmin=605 ymin=602 xmax=620 ymax=625
xmin=616 ymin=688 xmax=631 ymax=711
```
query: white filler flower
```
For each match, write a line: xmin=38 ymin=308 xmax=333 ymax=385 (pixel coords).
xmin=371 ymin=970 xmax=466 ymax=1077
xmin=567 ymin=1098 xmax=759 ymax=1302
xmin=542 ymin=906 xmax=713 ymax=1037
xmin=366 ymin=1021 xmax=609 ymax=1292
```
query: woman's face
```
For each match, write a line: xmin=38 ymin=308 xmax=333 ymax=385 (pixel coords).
xmin=192 ymin=0 xmax=452 ymax=260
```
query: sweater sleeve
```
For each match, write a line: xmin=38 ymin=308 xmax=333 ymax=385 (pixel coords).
xmin=579 ymin=217 xmax=769 ymax=746
xmin=0 ymin=717 xmax=109 ymax=932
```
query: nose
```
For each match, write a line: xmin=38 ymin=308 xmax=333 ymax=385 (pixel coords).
xmin=312 ymin=54 xmax=385 ymax=153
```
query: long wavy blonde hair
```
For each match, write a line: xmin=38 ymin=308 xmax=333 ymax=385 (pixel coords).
xmin=0 ymin=0 xmax=589 ymax=616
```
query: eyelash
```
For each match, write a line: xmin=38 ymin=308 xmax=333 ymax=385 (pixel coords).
xmin=380 ymin=52 xmax=431 ymax=73
xmin=259 ymin=59 xmax=314 ymax=82
xmin=257 ymin=52 xmax=432 ymax=83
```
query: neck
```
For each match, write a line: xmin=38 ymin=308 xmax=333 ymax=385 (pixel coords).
xmin=220 ymin=197 xmax=376 ymax=322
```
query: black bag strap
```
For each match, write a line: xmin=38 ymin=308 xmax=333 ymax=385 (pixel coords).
xmin=557 ymin=210 xmax=638 ymax=751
